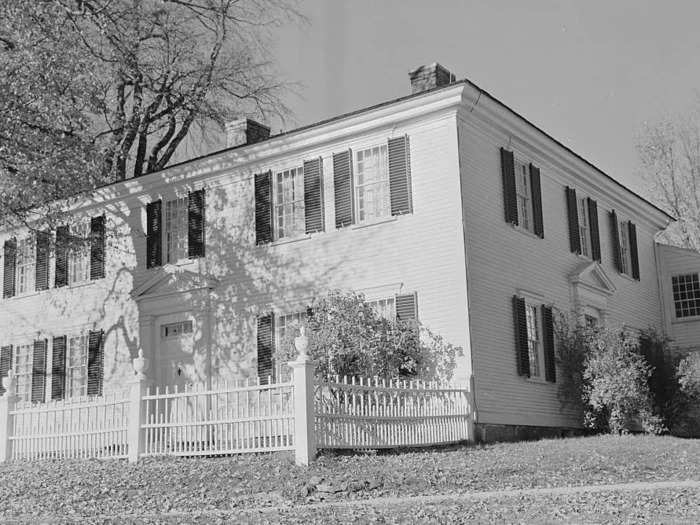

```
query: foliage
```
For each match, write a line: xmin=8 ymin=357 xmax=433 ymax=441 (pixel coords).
xmin=0 ymin=0 xmax=299 ymax=227
xmin=677 ymin=351 xmax=700 ymax=400
xmin=555 ymin=317 xmax=663 ymax=434
xmin=274 ymin=290 xmax=461 ymax=382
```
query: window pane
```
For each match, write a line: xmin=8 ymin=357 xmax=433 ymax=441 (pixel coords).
xmin=525 ymin=303 xmax=541 ymax=378
xmin=165 ymin=197 xmax=188 ymax=263
xmin=355 ymin=145 xmax=389 ymax=222
xmin=273 ymin=167 xmax=305 ymax=240
xmin=672 ymin=273 xmax=700 ymax=318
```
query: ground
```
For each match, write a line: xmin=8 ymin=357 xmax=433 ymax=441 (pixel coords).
xmin=0 ymin=435 xmax=698 ymax=523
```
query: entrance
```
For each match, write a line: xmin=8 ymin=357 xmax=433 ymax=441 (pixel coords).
xmin=157 ymin=317 xmax=197 ymax=390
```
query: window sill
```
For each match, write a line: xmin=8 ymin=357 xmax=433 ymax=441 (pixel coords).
xmin=8 ymin=290 xmax=41 ymax=300
xmin=351 ymin=216 xmax=398 ymax=230
xmin=271 ymin=234 xmax=312 ymax=246
xmin=68 ymin=280 xmax=95 ymax=290
xmin=671 ymin=316 xmax=700 ymax=325
xmin=525 ymin=376 xmax=552 ymax=385
xmin=510 ymin=224 xmax=542 ymax=241
xmin=617 ymin=272 xmax=638 ymax=283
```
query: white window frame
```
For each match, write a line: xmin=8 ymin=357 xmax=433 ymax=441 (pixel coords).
xmin=671 ymin=273 xmax=700 ymax=319
xmin=66 ymin=334 xmax=89 ymax=399
xmin=68 ymin=222 xmax=91 ymax=286
xmin=273 ymin=166 xmax=305 ymax=240
xmin=514 ymin=159 xmax=535 ymax=233
xmin=618 ymin=219 xmax=632 ymax=276
xmin=354 ymin=144 xmax=390 ymax=223
xmin=524 ymin=301 xmax=542 ymax=379
xmin=161 ymin=320 xmax=194 ymax=339
xmin=15 ymin=236 xmax=36 ymax=295
xmin=366 ymin=297 xmax=395 ymax=320
xmin=13 ymin=342 xmax=33 ymax=402
xmin=578 ymin=197 xmax=591 ymax=258
xmin=164 ymin=196 xmax=188 ymax=264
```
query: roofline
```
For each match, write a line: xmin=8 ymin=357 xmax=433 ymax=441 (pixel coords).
xmin=78 ymin=73 xmax=677 ymax=223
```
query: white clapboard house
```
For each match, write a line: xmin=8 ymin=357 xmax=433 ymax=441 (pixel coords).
xmin=0 ymin=62 xmax=695 ymax=440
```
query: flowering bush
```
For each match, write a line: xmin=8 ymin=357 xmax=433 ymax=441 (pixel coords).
xmin=274 ymin=290 xmax=461 ymax=382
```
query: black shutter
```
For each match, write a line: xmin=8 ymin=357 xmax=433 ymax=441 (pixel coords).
xmin=512 ymin=296 xmax=530 ymax=377
xmin=87 ymin=330 xmax=104 ymax=396
xmin=500 ymin=148 xmax=518 ymax=225
xmin=0 ymin=345 xmax=12 ymax=396
xmin=51 ymin=335 xmax=67 ymax=400
xmin=629 ymin=221 xmax=640 ymax=280
xmin=542 ymin=305 xmax=556 ymax=383
xmin=31 ymin=339 xmax=47 ymax=403
xmin=3 ymin=238 xmax=16 ymax=298
xmin=388 ymin=135 xmax=412 ymax=216
xmin=333 ymin=149 xmax=354 ymax=228
xmin=566 ymin=187 xmax=580 ymax=254
xmin=610 ymin=210 xmax=622 ymax=272
xmin=529 ymin=164 xmax=544 ymax=238
xmin=90 ymin=215 xmax=105 ymax=280
xmin=303 ymin=157 xmax=324 ymax=234
xmin=255 ymin=171 xmax=273 ymax=244
xmin=146 ymin=200 xmax=162 ymax=268
xmin=55 ymin=226 xmax=69 ymax=288
xmin=587 ymin=198 xmax=601 ymax=262
xmin=257 ymin=314 xmax=274 ymax=383
xmin=35 ymin=231 xmax=50 ymax=291
xmin=395 ymin=293 xmax=418 ymax=321
xmin=188 ymin=189 xmax=206 ymax=258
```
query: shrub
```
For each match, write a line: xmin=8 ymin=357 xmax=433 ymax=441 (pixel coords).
xmin=274 ymin=290 xmax=462 ymax=382
xmin=556 ymin=318 xmax=663 ymax=434
xmin=677 ymin=351 xmax=700 ymax=399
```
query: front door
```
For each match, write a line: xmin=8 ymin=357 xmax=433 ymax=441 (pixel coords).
xmin=158 ymin=317 xmax=197 ymax=391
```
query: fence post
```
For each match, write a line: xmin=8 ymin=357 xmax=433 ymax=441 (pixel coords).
xmin=0 ymin=370 xmax=17 ymax=462
xmin=127 ymin=349 xmax=150 ymax=463
xmin=288 ymin=326 xmax=316 ymax=466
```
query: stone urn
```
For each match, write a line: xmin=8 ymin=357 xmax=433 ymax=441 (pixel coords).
xmin=133 ymin=349 xmax=149 ymax=380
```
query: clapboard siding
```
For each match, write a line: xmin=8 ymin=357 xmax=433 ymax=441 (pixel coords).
xmin=458 ymin=115 xmax=665 ymax=428
xmin=656 ymin=243 xmax=700 ymax=351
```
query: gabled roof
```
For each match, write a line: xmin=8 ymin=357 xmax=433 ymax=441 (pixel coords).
xmin=132 ymin=265 xmax=218 ymax=300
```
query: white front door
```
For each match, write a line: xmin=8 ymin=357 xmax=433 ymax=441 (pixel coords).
xmin=158 ymin=317 xmax=197 ymax=390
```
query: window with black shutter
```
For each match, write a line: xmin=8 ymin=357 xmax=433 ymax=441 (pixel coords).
xmin=87 ymin=330 xmax=104 ymax=396
xmin=257 ymin=314 xmax=274 ymax=383
xmin=304 ymin=158 xmax=324 ymax=234
xmin=3 ymin=238 xmax=16 ymax=298
xmin=51 ymin=335 xmax=67 ymax=400
xmin=90 ymin=215 xmax=105 ymax=280
xmin=35 ymin=231 xmax=50 ymax=291
xmin=610 ymin=210 xmax=622 ymax=273
xmin=529 ymin=164 xmax=544 ymax=238
xmin=628 ymin=221 xmax=640 ymax=280
xmin=501 ymin=148 xmax=518 ymax=225
xmin=55 ymin=226 xmax=69 ymax=288
xmin=542 ymin=305 xmax=556 ymax=383
xmin=0 ymin=345 xmax=12 ymax=396
xmin=333 ymin=150 xmax=354 ymax=228
xmin=188 ymin=189 xmax=206 ymax=258
xmin=31 ymin=339 xmax=47 ymax=404
xmin=512 ymin=296 xmax=530 ymax=377
xmin=388 ymin=135 xmax=412 ymax=216
xmin=566 ymin=187 xmax=581 ymax=254
xmin=588 ymin=198 xmax=601 ymax=262
xmin=255 ymin=171 xmax=273 ymax=244
xmin=146 ymin=200 xmax=162 ymax=268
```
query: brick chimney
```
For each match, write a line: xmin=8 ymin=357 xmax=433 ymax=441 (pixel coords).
xmin=225 ymin=118 xmax=271 ymax=148
xmin=408 ymin=63 xmax=456 ymax=94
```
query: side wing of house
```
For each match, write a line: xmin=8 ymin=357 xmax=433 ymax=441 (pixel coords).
xmin=455 ymin=88 xmax=671 ymax=431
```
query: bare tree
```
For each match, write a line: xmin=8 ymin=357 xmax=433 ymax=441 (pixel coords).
xmin=637 ymin=104 xmax=700 ymax=249
xmin=0 ymin=0 xmax=299 ymax=228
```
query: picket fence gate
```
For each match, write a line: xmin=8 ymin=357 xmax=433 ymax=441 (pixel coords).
xmin=0 ymin=346 xmax=474 ymax=465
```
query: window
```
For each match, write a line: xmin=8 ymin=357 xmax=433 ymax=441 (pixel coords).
xmin=273 ymin=167 xmax=305 ymax=240
xmin=367 ymin=297 xmax=395 ymax=320
xmin=15 ymin=237 xmax=35 ymax=295
xmin=66 ymin=335 xmax=88 ymax=398
xmin=164 ymin=196 xmax=188 ymax=263
xmin=672 ymin=273 xmax=700 ymax=318
xmin=514 ymin=160 xmax=534 ymax=233
xmin=525 ymin=302 xmax=541 ymax=379
xmin=618 ymin=220 xmax=632 ymax=275
xmin=578 ymin=198 xmax=590 ymax=258
xmin=68 ymin=222 xmax=90 ymax=285
xmin=14 ymin=343 xmax=32 ymax=402
xmin=161 ymin=320 xmax=193 ymax=339
xmin=355 ymin=145 xmax=390 ymax=222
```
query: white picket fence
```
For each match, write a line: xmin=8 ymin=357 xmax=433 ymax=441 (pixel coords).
xmin=8 ymin=392 xmax=129 ymax=460
xmin=141 ymin=379 xmax=294 ymax=456
xmin=315 ymin=377 xmax=472 ymax=449
xmin=0 ymin=352 xmax=474 ymax=464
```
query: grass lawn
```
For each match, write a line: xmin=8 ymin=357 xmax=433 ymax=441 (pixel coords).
xmin=0 ymin=434 xmax=698 ymax=523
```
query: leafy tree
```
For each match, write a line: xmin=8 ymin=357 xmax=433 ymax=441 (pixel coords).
xmin=0 ymin=0 xmax=298 ymax=228
xmin=274 ymin=290 xmax=462 ymax=382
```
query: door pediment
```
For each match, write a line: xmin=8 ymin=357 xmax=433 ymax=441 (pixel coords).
xmin=132 ymin=265 xmax=218 ymax=301
xmin=569 ymin=261 xmax=616 ymax=297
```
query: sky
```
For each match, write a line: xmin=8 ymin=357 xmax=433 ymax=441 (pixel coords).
xmin=269 ymin=0 xmax=700 ymax=197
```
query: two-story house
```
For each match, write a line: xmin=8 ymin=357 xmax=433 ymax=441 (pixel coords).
xmin=0 ymin=62 xmax=679 ymax=440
